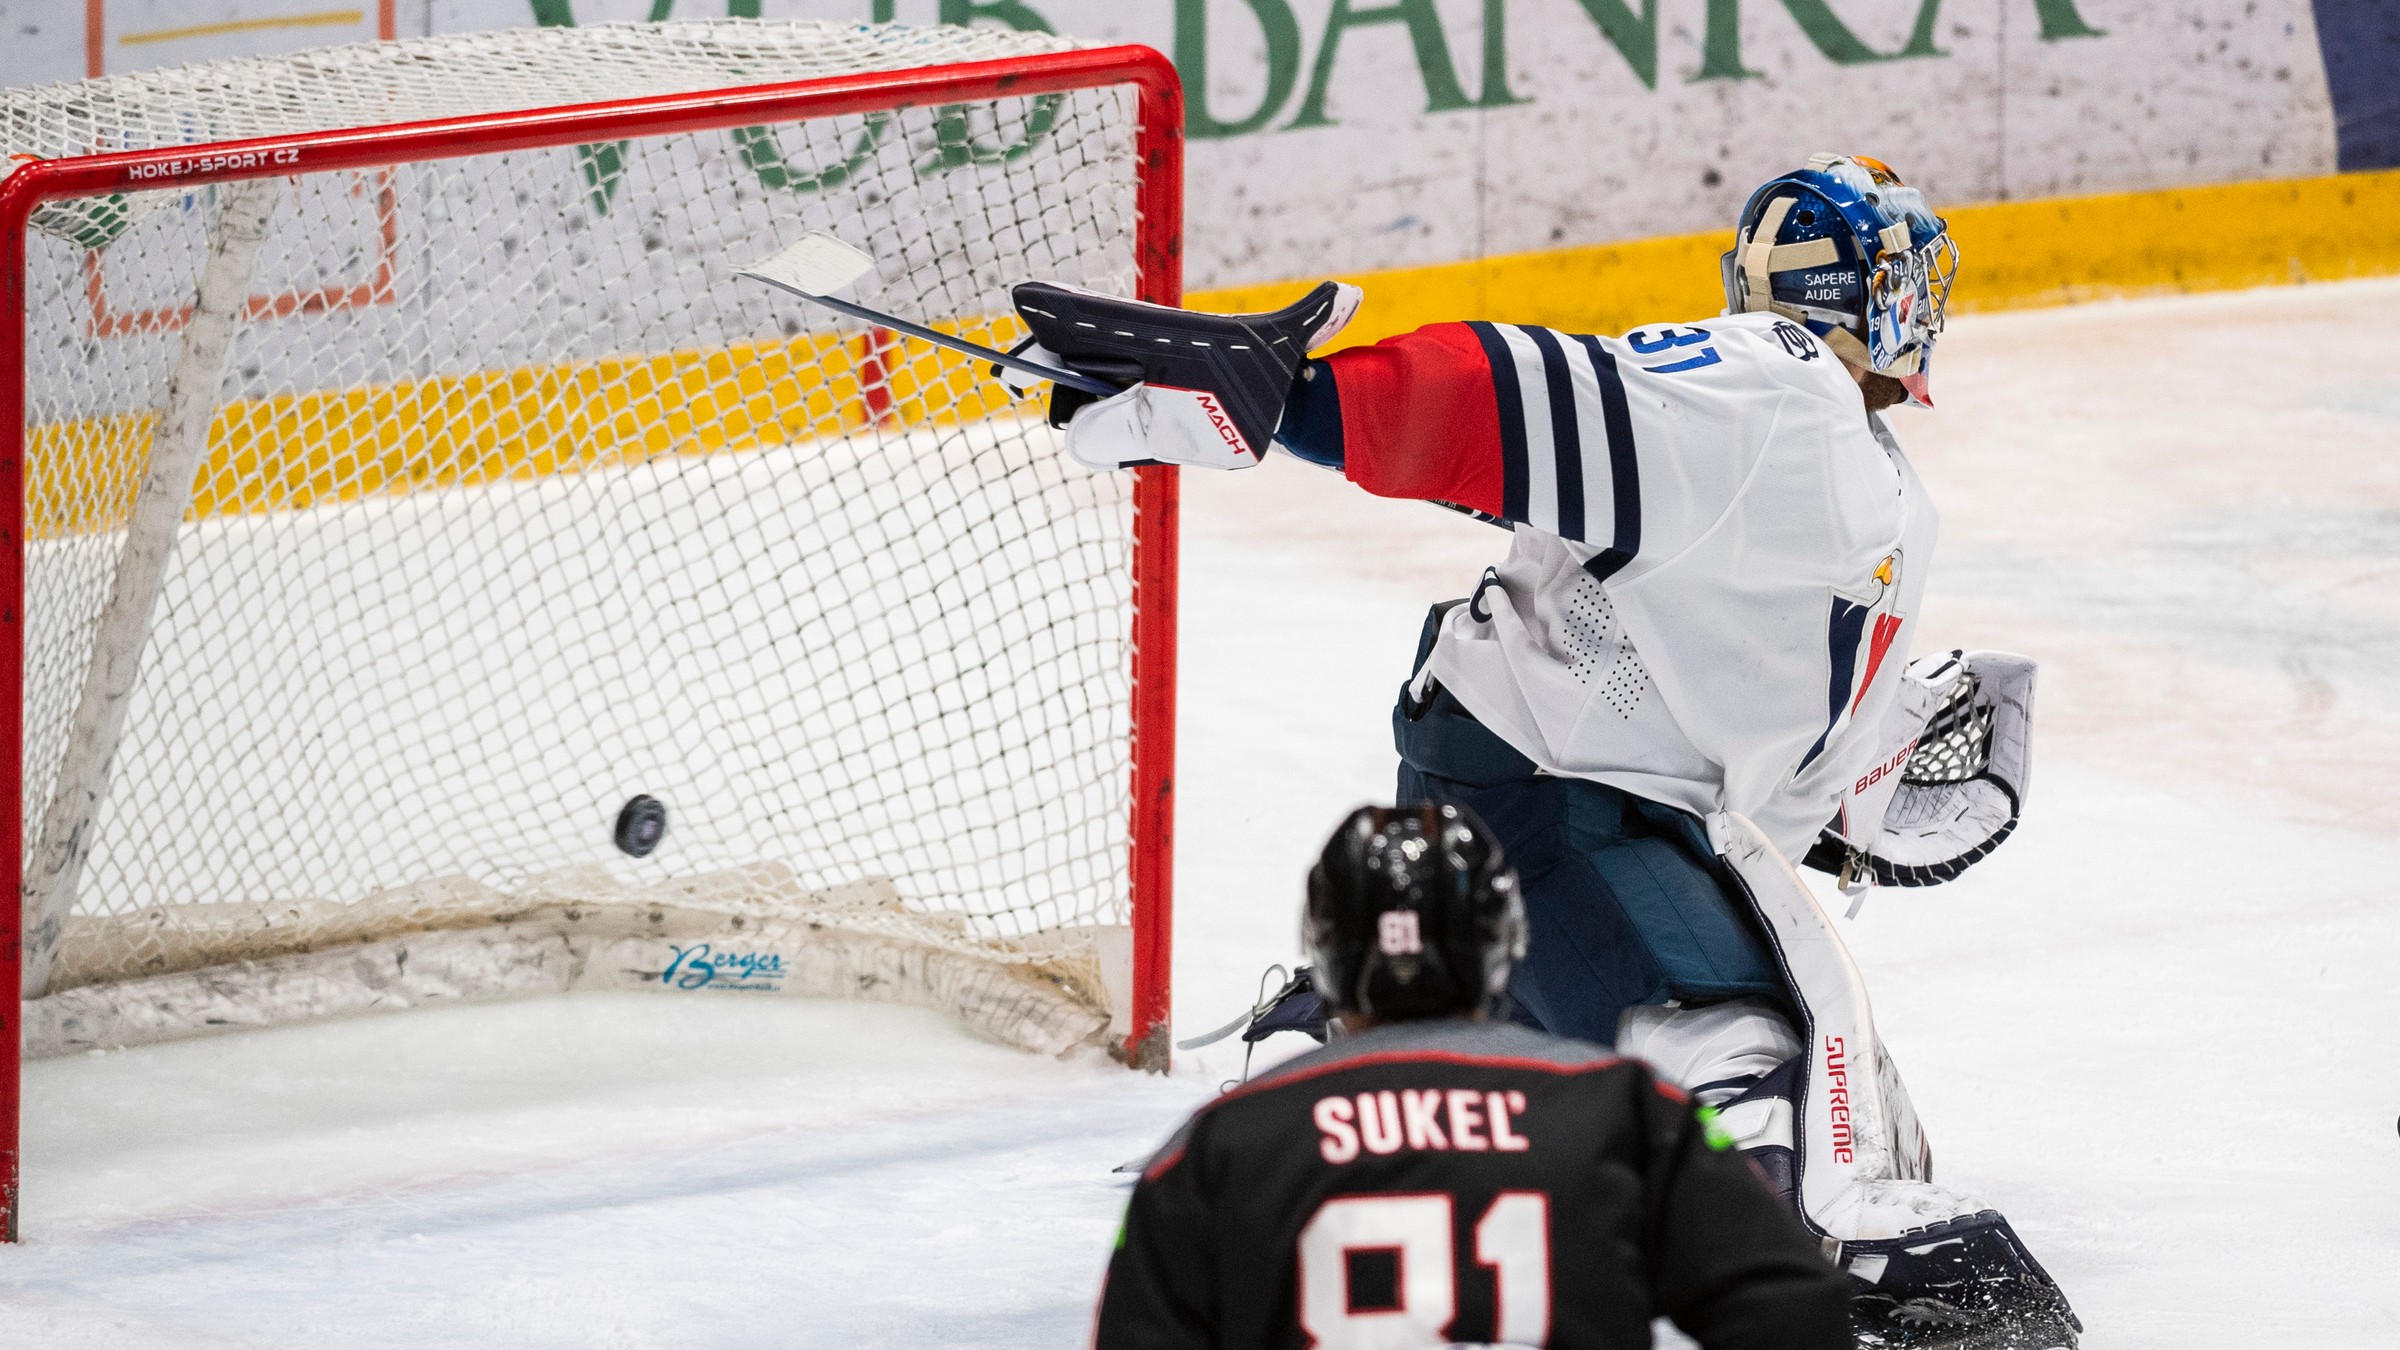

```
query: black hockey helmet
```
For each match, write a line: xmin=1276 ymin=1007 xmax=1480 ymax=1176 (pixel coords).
xmin=1302 ymin=803 xmax=1526 ymax=1022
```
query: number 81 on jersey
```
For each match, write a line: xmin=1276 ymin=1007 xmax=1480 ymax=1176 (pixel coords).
xmin=1298 ymin=1191 xmax=1551 ymax=1348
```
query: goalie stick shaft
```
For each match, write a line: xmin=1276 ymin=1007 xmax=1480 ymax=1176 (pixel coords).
xmin=745 ymin=269 xmax=1501 ymax=534
xmin=738 ymin=275 xmax=1123 ymax=399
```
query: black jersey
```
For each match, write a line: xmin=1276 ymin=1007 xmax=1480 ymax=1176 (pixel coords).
xmin=1094 ymin=1019 xmax=1848 ymax=1350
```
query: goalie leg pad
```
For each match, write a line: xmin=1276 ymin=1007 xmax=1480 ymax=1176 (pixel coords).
xmin=1011 ymin=279 xmax=1360 ymax=465
xmin=1708 ymin=810 xmax=2079 ymax=1345
xmin=1848 ymin=1210 xmax=2082 ymax=1349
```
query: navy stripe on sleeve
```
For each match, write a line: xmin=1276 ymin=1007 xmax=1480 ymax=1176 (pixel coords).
xmin=1800 ymin=597 xmax=1871 ymax=772
xmin=1572 ymin=334 xmax=1641 ymax=582
xmin=1467 ymin=321 xmax=1530 ymax=523
xmin=1522 ymin=326 xmax=1586 ymax=541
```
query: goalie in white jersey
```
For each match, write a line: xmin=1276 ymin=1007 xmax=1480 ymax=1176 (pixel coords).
xmin=1009 ymin=154 xmax=2074 ymax=1348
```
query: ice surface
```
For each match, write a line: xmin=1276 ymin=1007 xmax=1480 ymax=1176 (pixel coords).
xmin=7 ymin=278 xmax=2400 ymax=1346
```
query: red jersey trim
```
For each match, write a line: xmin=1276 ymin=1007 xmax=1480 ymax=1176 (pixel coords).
xmin=1324 ymin=323 xmax=1509 ymax=519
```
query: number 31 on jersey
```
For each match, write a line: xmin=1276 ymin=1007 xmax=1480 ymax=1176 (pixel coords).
xmin=1297 ymin=1191 xmax=1551 ymax=1347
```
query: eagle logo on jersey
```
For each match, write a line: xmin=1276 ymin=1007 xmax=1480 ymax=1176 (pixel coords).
xmin=1799 ymin=550 xmax=1905 ymax=772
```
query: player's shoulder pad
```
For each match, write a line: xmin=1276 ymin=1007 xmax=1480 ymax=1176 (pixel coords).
xmin=1613 ymin=311 xmax=1858 ymax=407
xmin=1714 ymin=312 xmax=1859 ymax=398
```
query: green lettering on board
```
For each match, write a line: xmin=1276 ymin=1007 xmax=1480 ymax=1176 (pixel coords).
xmin=1174 ymin=0 xmax=1305 ymax=140
xmin=1692 ymin=0 xmax=1755 ymax=80
xmin=1896 ymin=0 xmax=1946 ymax=58
xmin=922 ymin=96 xmax=1063 ymax=168
xmin=1475 ymin=0 xmax=1530 ymax=108
xmin=1287 ymin=0 xmax=1477 ymax=130
xmin=574 ymin=139 xmax=631 ymax=216
xmin=1566 ymin=0 xmax=1660 ymax=90
xmin=1698 ymin=0 xmax=2100 ymax=78
xmin=735 ymin=117 xmax=896 ymax=193
xmin=1770 ymin=0 xmax=1896 ymax=67
xmin=940 ymin=0 xmax=1052 ymax=30
xmin=2031 ymin=0 xmax=2105 ymax=40
xmin=527 ymin=0 xmax=638 ymax=212
xmin=925 ymin=0 xmax=1064 ymax=167
xmin=1693 ymin=0 xmax=1937 ymax=80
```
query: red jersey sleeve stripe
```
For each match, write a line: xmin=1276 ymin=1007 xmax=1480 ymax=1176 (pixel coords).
xmin=1320 ymin=323 xmax=1510 ymax=519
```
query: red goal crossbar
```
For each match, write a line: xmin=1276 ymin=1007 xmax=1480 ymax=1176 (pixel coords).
xmin=0 ymin=44 xmax=1186 ymax=1243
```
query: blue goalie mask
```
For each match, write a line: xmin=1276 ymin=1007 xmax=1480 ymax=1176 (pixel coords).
xmin=1720 ymin=153 xmax=1958 ymax=406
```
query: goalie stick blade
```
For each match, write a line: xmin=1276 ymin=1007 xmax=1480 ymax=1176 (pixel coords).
xmin=737 ymin=231 xmax=879 ymax=298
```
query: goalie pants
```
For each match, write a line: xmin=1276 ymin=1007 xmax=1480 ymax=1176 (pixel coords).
xmin=1394 ymin=607 xmax=1787 ymax=1045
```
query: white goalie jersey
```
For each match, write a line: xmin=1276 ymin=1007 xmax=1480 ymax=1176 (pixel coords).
xmin=1304 ymin=312 xmax=1943 ymax=864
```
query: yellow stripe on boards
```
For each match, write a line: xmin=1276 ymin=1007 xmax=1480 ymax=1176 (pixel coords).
xmin=1188 ymin=166 xmax=2400 ymax=350
xmin=1945 ymin=167 xmax=2400 ymax=308
xmin=35 ymin=166 xmax=2395 ymax=531
xmin=25 ymin=317 xmax=1027 ymax=539
xmin=119 ymin=11 xmax=369 ymax=46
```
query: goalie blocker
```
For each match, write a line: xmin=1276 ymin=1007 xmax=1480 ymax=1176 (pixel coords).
xmin=1006 ymin=279 xmax=1359 ymax=470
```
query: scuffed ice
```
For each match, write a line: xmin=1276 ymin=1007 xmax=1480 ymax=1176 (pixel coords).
xmin=6 ymin=279 xmax=2400 ymax=1347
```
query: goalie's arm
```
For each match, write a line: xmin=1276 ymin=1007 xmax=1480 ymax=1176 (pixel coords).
xmin=1012 ymin=285 xmax=1665 ymax=548
xmin=1273 ymin=323 xmax=1517 ymax=523
xmin=1280 ymin=321 xmax=1654 ymax=546
xmin=1283 ymin=319 xmax=1743 ymax=556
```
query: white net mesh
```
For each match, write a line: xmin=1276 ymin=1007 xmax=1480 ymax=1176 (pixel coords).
xmin=2 ymin=19 xmax=1150 ymax=1042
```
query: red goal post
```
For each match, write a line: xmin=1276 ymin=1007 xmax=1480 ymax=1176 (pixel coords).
xmin=0 ymin=39 xmax=1185 ymax=1242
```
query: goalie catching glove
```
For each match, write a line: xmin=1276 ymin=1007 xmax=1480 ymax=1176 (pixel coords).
xmin=1004 ymin=280 xmax=1361 ymax=471
xmin=1807 ymin=649 xmax=2036 ymax=888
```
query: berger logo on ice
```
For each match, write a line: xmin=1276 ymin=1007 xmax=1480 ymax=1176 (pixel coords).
xmin=660 ymin=943 xmax=787 ymax=992
xmin=1823 ymin=1035 xmax=1855 ymax=1164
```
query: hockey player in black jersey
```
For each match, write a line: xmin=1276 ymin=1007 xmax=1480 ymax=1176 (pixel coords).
xmin=1094 ymin=803 xmax=1851 ymax=1350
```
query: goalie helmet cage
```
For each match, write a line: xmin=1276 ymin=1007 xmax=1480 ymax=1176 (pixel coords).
xmin=0 ymin=21 xmax=1185 ymax=1240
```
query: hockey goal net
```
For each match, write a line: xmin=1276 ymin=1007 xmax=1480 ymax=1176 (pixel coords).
xmin=0 ymin=19 xmax=1183 ymax=1232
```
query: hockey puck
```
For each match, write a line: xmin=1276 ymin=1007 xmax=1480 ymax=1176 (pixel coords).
xmin=614 ymin=795 xmax=668 ymax=857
